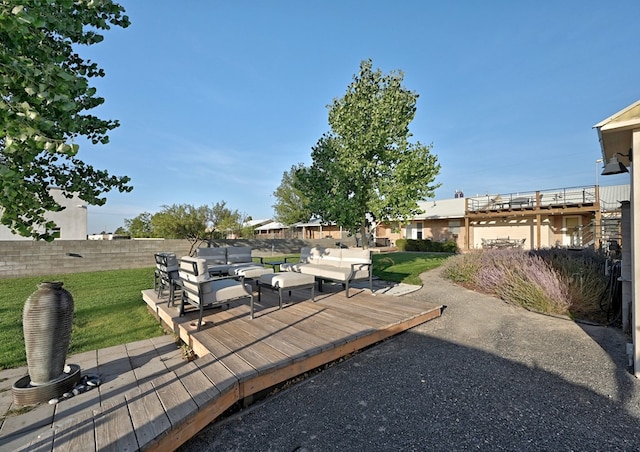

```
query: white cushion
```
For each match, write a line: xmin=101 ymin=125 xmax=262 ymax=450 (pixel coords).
xmin=179 ymin=256 xmax=209 ymax=282
xmin=259 ymin=272 xmax=315 ymax=289
xmin=229 ymin=265 xmax=273 ymax=278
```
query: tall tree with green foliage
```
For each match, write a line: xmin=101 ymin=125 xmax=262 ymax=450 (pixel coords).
xmin=208 ymin=201 xmax=251 ymax=239
xmin=297 ymin=59 xmax=440 ymax=247
xmin=0 ymin=1 xmax=132 ymax=240
xmin=124 ymin=212 xmax=154 ymax=238
xmin=272 ymin=163 xmax=312 ymax=225
xmin=151 ymin=204 xmax=209 ymax=254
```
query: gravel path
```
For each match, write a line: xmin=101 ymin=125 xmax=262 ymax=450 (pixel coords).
xmin=179 ymin=269 xmax=640 ymax=451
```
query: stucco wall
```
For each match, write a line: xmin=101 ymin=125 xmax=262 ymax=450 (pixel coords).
xmin=470 ymin=218 xmax=551 ymax=250
xmin=0 ymin=237 xmax=352 ymax=279
xmin=0 ymin=189 xmax=87 ymax=241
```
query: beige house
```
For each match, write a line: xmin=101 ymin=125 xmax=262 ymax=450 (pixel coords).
xmin=375 ymin=198 xmax=466 ymax=248
xmin=255 ymin=221 xmax=289 ymax=239
xmin=291 ymin=220 xmax=346 ymax=240
xmin=0 ymin=188 xmax=88 ymax=240
xmin=375 ymin=184 xmax=629 ymax=251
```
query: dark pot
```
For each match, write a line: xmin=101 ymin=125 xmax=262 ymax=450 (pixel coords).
xmin=23 ymin=282 xmax=74 ymax=385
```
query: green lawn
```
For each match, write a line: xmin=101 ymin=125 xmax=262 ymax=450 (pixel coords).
xmin=372 ymin=252 xmax=451 ymax=285
xmin=0 ymin=267 xmax=165 ymax=370
xmin=0 ymin=252 xmax=450 ymax=370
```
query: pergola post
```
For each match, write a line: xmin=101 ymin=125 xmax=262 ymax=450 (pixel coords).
xmin=632 ymin=129 xmax=640 ymax=375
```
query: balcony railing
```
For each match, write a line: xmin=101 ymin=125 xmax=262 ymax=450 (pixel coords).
xmin=467 ymin=185 xmax=598 ymax=212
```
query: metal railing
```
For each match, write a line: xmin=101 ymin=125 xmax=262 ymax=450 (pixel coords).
xmin=467 ymin=185 xmax=598 ymax=212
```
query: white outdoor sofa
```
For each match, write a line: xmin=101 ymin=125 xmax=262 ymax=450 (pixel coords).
xmin=280 ymin=246 xmax=373 ymax=297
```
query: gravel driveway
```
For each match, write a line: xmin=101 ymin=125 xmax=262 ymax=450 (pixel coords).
xmin=179 ymin=269 xmax=640 ymax=451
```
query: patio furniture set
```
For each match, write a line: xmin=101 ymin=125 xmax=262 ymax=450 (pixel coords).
xmin=481 ymin=237 xmax=527 ymax=249
xmin=153 ymin=246 xmax=373 ymax=331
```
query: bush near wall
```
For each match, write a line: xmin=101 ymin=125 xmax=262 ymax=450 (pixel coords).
xmin=396 ymin=238 xmax=458 ymax=253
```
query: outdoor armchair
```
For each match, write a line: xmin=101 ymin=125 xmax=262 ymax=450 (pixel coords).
xmin=154 ymin=252 xmax=181 ymax=306
xmin=178 ymin=257 xmax=254 ymax=331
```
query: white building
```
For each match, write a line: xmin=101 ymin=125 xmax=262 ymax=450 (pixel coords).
xmin=0 ymin=188 xmax=88 ymax=240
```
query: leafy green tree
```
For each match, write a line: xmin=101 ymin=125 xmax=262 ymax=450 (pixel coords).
xmin=124 ymin=212 xmax=154 ymax=238
xmin=113 ymin=226 xmax=127 ymax=236
xmin=215 ymin=208 xmax=245 ymax=239
xmin=205 ymin=201 xmax=255 ymax=239
xmin=272 ymin=163 xmax=313 ymax=225
xmin=297 ymin=59 xmax=440 ymax=248
xmin=152 ymin=204 xmax=209 ymax=255
xmin=208 ymin=201 xmax=235 ymax=240
xmin=0 ymin=1 xmax=132 ymax=240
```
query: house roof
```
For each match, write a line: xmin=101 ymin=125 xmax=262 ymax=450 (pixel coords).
xmin=593 ymin=99 xmax=640 ymax=131
xmin=593 ymin=99 xmax=640 ymax=166
xmin=413 ymin=198 xmax=466 ymax=220
xmin=599 ymin=184 xmax=630 ymax=210
xmin=255 ymin=221 xmax=288 ymax=231
xmin=293 ymin=218 xmax=332 ymax=228
xmin=244 ymin=218 xmax=272 ymax=228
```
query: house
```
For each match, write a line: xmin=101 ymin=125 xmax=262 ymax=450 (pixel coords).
xmin=223 ymin=218 xmax=271 ymax=239
xmin=0 ymin=188 xmax=88 ymax=240
xmin=255 ymin=221 xmax=289 ymax=239
xmin=375 ymin=184 xmax=630 ymax=251
xmin=291 ymin=219 xmax=347 ymax=240
xmin=374 ymin=198 xmax=465 ymax=247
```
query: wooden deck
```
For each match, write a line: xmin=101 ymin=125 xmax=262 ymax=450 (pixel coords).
xmin=0 ymin=283 xmax=442 ymax=451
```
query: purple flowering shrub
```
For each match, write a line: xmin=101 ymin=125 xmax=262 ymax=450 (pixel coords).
xmin=532 ymin=248 xmax=608 ymax=320
xmin=441 ymin=248 xmax=607 ymax=318
xmin=439 ymin=250 xmax=484 ymax=283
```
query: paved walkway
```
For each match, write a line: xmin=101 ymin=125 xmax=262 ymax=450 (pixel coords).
xmin=179 ymin=269 xmax=640 ymax=451
xmin=353 ymin=277 xmax=422 ymax=296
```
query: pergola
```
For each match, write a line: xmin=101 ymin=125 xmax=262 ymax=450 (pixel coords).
xmin=594 ymin=99 xmax=640 ymax=377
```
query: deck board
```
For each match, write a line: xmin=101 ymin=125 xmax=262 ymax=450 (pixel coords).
xmin=172 ymin=361 xmax=221 ymax=409
xmin=191 ymin=353 xmax=237 ymax=394
xmin=151 ymin=372 xmax=198 ymax=427
xmin=196 ymin=334 xmax=259 ymax=382
xmin=94 ymin=400 xmax=137 ymax=452
xmin=234 ymin=313 xmax=329 ymax=355
xmin=124 ymin=382 xmax=171 ymax=450
xmin=3 ymin=284 xmax=442 ymax=452
xmin=283 ymin=303 xmax=374 ymax=340
xmin=213 ymin=312 xmax=310 ymax=362
xmin=51 ymin=412 xmax=96 ymax=452
xmin=208 ymin=313 xmax=294 ymax=370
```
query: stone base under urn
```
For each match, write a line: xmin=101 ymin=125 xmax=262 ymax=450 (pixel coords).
xmin=12 ymin=364 xmax=81 ymax=406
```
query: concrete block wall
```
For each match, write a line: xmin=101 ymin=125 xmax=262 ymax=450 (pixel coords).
xmin=0 ymin=237 xmax=356 ymax=279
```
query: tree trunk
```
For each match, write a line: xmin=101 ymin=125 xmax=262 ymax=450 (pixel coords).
xmin=360 ymin=219 xmax=368 ymax=249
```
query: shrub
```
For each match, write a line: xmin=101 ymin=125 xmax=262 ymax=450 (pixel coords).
xmin=440 ymin=251 xmax=484 ymax=284
xmin=442 ymin=240 xmax=459 ymax=254
xmin=440 ymin=248 xmax=604 ymax=317
xmin=395 ymin=238 xmax=458 ymax=254
xmin=532 ymin=248 xmax=608 ymax=319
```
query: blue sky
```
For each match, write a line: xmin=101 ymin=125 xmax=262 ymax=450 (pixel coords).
xmin=79 ymin=1 xmax=638 ymax=233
